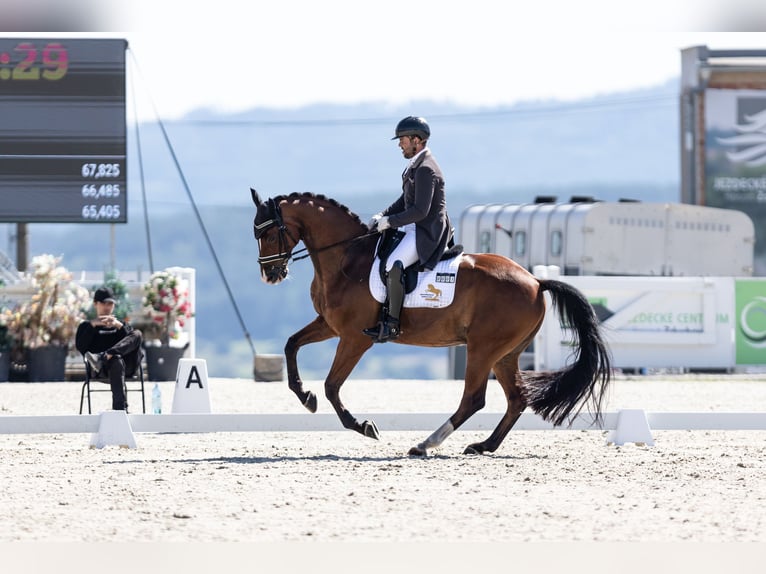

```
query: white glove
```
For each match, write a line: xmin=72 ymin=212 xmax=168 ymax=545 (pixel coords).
xmin=376 ymin=215 xmax=391 ymax=231
xmin=367 ymin=213 xmax=383 ymax=230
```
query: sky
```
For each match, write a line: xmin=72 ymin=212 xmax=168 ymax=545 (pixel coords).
xmin=3 ymin=1 xmax=766 ymax=122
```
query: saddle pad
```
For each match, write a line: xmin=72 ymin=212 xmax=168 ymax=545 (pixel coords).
xmin=369 ymin=254 xmax=463 ymax=309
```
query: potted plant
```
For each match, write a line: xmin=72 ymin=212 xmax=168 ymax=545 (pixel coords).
xmin=140 ymin=269 xmax=194 ymax=381
xmin=3 ymin=254 xmax=91 ymax=381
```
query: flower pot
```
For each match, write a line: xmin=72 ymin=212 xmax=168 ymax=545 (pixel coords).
xmin=0 ymin=349 xmax=10 ymax=383
xmin=27 ymin=345 xmax=68 ymax=382
xmin=144 ymin=345 xmax=187 ymax=381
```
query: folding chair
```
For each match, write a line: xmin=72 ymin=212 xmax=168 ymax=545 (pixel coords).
xmin=79 ymin=355 xmax=146 ymax=414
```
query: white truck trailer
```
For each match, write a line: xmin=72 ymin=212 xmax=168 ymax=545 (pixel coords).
xmin=458 ymin=200 xmax=755 ymax=277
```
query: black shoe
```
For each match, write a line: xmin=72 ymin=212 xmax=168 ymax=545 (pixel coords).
xmin=85 ymin=351 xmax=104 ymax=374
xmin=363 ymin=320 xmax=400 ymax=343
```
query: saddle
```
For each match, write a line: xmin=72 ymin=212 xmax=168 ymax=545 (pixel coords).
xmin=375 ymin=229 xmax=463 ymax=294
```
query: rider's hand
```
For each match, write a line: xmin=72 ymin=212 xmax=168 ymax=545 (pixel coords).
xmin=376 ymin=216 xmax=391 ymax=232
xmin=367 ymin=213 xmax=383 ymax=230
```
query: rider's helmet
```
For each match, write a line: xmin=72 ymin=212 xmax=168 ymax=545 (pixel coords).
xmin=392 ymin=116 xmax=430 ymax=140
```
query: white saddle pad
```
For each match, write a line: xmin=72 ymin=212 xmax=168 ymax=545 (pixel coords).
xmin=369 ymin=254 xmax=463 ymax=309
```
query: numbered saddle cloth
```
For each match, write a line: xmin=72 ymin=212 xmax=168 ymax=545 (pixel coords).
xmin=368 ymin=254 xmax=463 ymax=309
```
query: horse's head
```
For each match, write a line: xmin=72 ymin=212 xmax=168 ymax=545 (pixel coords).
xmin=251 ymin=188 xmax=300 ymax=284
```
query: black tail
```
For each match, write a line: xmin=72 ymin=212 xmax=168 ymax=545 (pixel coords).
xmin=521 ymin=278 xmax=612 ymax=426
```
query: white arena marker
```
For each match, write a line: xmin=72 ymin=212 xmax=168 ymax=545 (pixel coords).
xmin=89 ymin=410 xmax=137 ymax=449
xmin=172 ymin=358 xmax=211 ymax=413
xmin=606 ymin=409 xmax=655 ymax=447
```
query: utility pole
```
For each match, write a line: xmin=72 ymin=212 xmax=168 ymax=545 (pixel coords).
xmin=15 ymin=223 xmax=28 ymax=272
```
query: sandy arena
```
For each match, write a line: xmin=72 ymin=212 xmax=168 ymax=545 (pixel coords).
xmin=1 ymin=374 xmax=765 ymax=548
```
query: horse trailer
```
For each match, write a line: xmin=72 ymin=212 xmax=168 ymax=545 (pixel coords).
xmin=458 ymin=199 xmax=755 ymax=277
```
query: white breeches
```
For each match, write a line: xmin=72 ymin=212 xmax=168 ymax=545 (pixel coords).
xmin=386 ymin=223 xmax=419 ymax=272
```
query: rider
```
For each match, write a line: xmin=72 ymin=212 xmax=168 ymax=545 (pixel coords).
xmin=363 ymin=116 xmax=453 ymax=343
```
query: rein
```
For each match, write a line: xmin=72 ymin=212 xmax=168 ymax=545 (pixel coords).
xmin=288 ymin=230 xmax=379 ymax=263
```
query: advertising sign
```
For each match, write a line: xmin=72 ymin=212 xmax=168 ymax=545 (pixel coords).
xmin=735 ymin=279 xmax=766 ymax=365
xmin=705 ymin=88 xmax=766 ymax=275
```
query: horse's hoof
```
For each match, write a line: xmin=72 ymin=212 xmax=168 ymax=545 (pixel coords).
xmin=303 ymin=392 xmax=317 ymax=413
xmin=408 ymin=446 xmax=427 ymax=457
xmin=361 ymin=420 xmax=380 ymax=440
xmin=463 ymin=445 xmax=483 ymax=455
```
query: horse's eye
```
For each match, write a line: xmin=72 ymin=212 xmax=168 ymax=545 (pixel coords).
xmin=266 ymin=235 xmax=277 ymax=244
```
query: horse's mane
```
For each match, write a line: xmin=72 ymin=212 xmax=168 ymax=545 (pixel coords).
xmin=274 ymin=192 xmax=364 ymax=226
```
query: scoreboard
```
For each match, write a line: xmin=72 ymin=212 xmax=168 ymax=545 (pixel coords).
xmin=0 ymin=38 xmax=127 ymax=223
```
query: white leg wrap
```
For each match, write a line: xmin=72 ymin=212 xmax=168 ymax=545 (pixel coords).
xmin=417 ymin=420 xmax=455 ymax=451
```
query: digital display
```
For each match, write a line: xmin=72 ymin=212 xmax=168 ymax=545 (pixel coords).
xmin=0 ymin=38 xmax=127 ymax=223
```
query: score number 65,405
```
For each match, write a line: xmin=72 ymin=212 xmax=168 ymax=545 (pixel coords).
xmin=82 ymin=204 xmax=121 ymax=220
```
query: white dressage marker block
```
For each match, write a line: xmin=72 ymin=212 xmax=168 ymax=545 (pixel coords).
xmin=89 ymin=410 xmax=137 ymax=449
xmin=172 ymin=358 xmax=211 ymax=413
xmin=607 ymin=409 xmax=655 ymax=447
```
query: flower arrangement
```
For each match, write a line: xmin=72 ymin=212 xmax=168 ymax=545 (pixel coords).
xmin=140 ymin=269 xmax=194 ymax=345
xmin=1 ymin=254 xmax=91 ymax=353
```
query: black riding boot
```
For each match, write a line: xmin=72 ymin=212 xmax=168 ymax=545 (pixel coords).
xmin=364 ymin=260 xmax=404 ymax=343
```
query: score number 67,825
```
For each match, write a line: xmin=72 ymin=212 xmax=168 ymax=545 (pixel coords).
xmin=81 ymin=163 xmax=121 ymax=179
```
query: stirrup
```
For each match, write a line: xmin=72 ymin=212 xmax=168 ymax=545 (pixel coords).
xmin=363 ymin=320 xmax=400 ymax=343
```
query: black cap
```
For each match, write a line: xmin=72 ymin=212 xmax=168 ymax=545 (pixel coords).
xmin=94 ymin=287 xmax=116 ymax=303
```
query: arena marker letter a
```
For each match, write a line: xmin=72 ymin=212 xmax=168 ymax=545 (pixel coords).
xmin=172 ymin=358 xmax=212 ymax=413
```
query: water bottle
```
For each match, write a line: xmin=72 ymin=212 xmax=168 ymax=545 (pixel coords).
xmin=152 ymin=383 xmax=162 ymax=414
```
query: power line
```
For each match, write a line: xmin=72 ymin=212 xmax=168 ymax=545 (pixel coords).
xmin=160 ymin=92 xmax=677 ymax=128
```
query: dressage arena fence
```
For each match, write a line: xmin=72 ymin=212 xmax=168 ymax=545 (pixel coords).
xmin=2 ymin=360 xmax=763 ymax=448
xmin=1 ymin=410 xmax=766 ymax=449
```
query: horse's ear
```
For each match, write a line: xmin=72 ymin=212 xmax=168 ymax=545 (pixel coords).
xmin=251 ymin=188 xmax=263 ymax=207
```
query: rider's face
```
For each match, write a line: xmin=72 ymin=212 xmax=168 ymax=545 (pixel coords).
xmin=397 ymin=135 xmax=422 ymax=159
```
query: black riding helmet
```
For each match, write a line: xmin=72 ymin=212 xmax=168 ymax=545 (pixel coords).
xmin=392 ymin=116 xmax=430 ymax=140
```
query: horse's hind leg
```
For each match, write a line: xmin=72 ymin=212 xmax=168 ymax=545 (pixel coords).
xmin=284 ymin=316 xmax=335 ymax=413
xmin=464 ymin=353 xmax=527 ymax=455
xmin=408 ymin=347 xmax=492 ymax=456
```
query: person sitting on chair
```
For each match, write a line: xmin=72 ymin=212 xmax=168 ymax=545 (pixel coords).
xmin=75 ymin=286 xmax=143 ymax=411
xmin=364 ymin=116 xmax=453 ymax=343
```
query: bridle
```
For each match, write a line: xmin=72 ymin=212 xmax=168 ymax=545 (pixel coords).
xmin=254 ymin=197 xmax=378 ymax=272
xmin=254 ymin=198 xmax=298 ymax=268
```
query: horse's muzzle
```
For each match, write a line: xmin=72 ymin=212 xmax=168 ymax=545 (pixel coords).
xmin=262 ymin=263 xmax=289 ymax=284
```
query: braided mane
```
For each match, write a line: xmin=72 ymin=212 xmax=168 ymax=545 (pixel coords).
xmin=274 ymin=192 xmax=364 ymax=227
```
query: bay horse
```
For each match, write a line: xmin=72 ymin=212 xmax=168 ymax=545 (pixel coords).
xmin=251 ymin=189 xmax=612 ymax=456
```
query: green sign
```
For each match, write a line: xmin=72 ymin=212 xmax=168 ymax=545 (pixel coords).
xmin=735 ymin=279 xmax=766 ymax=364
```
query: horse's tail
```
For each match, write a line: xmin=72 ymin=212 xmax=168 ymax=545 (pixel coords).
xmin=520 ymin=278 xmax=612 ymax=426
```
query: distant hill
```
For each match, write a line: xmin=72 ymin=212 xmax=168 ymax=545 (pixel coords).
xmin=9 ymin=79 xmax=683 ymax=378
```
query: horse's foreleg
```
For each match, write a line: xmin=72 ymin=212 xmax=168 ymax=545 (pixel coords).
xmin=285 ymin=316 xmax=335 ymax=413
xmin=408 ymin=347 xmax=491 ymax=456
xmin=323 ymin=337 xmax=376 ymax=439
xmin=463 ymin=353 xmax=527 ymax=455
